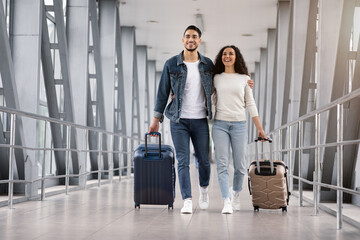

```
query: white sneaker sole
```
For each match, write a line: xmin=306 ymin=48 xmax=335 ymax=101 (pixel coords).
xmin=199 ymin=202 xmax=209 ymax=210
xmin=181 ymin=209 xmax=192 ymax=214
xmin=222 ymin=209 xmax=233 ymax=214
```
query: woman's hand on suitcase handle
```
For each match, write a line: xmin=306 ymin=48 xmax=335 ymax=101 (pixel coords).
xmin=252 ymin=116 xmax=267 ymax=142
xmin=257 ymin=129 xmax=267 ymax=142
xmin=256 ymin=137 xmax=272 ymax=142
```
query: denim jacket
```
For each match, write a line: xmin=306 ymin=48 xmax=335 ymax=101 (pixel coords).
xmin=154 ymin=51 xmax=214 ymax=123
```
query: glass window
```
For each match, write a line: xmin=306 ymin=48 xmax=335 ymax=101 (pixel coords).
xmin=348 ymin=7 xmax=360 ymax=93
xmin=352 ymin=7 xmax=360 ymax=51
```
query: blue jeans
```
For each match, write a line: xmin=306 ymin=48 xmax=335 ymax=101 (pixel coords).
xmin=170 ymin=118 xmax=210 ymax=200
xmin=212 ymin=120 xmax=247 ymax=199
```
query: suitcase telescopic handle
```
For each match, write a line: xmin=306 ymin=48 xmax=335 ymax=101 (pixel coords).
xmin=254 ymin=137 xmax=272 ymax=143
xmin=254 ymin=137 xmax=274 ymax=174
xmin=145 ymin=132 xmax=161 ymax=158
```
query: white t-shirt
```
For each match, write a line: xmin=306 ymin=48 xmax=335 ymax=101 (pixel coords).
xmin=180 ymin=60 xmax=207 ymax=119
xmin=214 ymin=73 xmax=258 ymax=121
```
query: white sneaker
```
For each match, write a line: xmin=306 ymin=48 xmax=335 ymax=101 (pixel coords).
xmin=199 ymin=185 xmax=209 ymax=210
xmin=230 ymin=187 xmax=241 ymax=211
xmin=181 ymin=199 xmax=193 ymax=214
xmin=222 ymin=198 xmax=233 ymax=214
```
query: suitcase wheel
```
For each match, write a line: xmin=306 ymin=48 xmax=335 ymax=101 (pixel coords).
xmin=168 ymin=204 xmax=173 ymax=209
xmin=254 ymin=206 xmax=259 ymax=212
xmin=281 ymin=207 xmax=287 ymax=212
xmin=135 ymin=203 xmax=140 ymax=209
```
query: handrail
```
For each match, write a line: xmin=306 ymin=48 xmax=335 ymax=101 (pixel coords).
xmin=0 ymin=143 xmax=133 ymax=154
xmin=269 ymin=87 xmax=360 ymax=133
xmin=247 ymin=88 xmax=360 ymax=230
xmin=0 ymin=106 xmax=145 ymax=209
xmin=0 ymin=106 xmax=141 ymax=141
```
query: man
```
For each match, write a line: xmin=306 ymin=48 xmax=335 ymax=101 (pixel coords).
xmin=148 ymin=25 xmax=212 ymax=214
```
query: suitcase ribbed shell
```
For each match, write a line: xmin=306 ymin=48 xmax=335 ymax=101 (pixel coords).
xmin=248 ymin=160 xmax=289 ymax=209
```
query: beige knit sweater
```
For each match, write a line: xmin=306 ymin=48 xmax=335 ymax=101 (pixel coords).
xmin=213 ymin=73 xmax=259 ymax=121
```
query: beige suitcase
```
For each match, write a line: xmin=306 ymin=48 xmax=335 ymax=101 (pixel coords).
xmin=248 ymin=138 xmax=290 ymax=212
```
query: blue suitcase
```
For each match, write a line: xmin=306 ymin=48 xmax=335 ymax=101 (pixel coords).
xmin=134 ymin=132 xmax=175 ymax=209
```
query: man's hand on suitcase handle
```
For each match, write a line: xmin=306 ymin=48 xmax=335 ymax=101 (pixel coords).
xmin=148 ymin=117 xmax=160 ymax=136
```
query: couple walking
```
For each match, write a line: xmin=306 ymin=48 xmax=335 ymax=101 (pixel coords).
xmin=148 ymin=25 xmax=266 ymax=214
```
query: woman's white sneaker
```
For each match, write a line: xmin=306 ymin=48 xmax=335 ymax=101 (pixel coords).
xmin=232 ymin=191 xmax=241 ymax=210
xmin=221 ymin=198 xmax=233 ymax=214
xmin=229 ymin=187 xmax=241 ymax=211
xmin=181 ymin=198 xmax=193 ymax=214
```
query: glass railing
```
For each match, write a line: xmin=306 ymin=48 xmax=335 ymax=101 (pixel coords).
xmin=247 ymin=87 xmax=360 ymax=230
xmin=0 ymin=106 xmax=143 ymax=209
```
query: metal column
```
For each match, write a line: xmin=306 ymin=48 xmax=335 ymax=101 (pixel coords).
xmin=87 ymin=0 xmax=107 ymax=178
xmin=66 ymin=0 xmax=90 ymax=186
xmin=41 ymin=0 xmax=79 ymax=181
xmin=0 ymin=1 xmax=26 ymax=193
xmin=136 ymin=45 xmax=150 ymax=137
xmin=99 ymin=0 xmax=118 ymax=176
xmin=265 ymin=29 xmax=276 ymax=133
xmin=258 ymin=48 xmax=267 ymax=129
xmin=322 ymin=0 xmax=360 ymax=202
xmin=7 ymin=0 xmax=42 ymax=196
xmin=121 ymin=26 xmax=141 ymax=144
xmin=114 ymin=5 xmax=127 ymax=176
xmin=273 ymin=0 xmax=290 ymax=130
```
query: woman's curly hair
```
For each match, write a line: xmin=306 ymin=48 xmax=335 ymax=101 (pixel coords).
xmin=213 ymin=45 xmax=249 ymax=76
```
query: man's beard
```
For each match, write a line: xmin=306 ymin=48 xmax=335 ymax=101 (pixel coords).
xmin=185 ymin=46 xmax=198 ymax=52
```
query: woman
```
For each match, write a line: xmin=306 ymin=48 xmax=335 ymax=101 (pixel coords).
xmin=212 ymin=45 xmax=266 ymax=214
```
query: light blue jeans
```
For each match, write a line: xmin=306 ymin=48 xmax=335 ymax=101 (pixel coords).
xmin=212 ymin=120 xmax=248 ymax=199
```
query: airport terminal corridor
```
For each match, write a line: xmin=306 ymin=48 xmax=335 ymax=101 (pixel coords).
xmin=1 ymin=163 xmax=360 ymax=240
xmin=1 ymin=0 xmax=360 ymax=239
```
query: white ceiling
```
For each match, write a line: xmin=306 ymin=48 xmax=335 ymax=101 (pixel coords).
xmin=119 ymin=0 xmax=278 ymax=73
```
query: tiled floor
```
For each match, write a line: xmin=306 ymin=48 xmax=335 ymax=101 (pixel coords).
xmin=1 ymin=163 xmax=360 ymax=240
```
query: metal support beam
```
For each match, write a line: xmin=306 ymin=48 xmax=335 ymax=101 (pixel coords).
xmin=53 ymin=1 xmax=79 ymax=174
xmin=114 ymin=6 xmax=127 ymax=175
xmin=265 ymin=29 xmax=276 ymax=133
xmin=351 ymin=10 xmax=360 ymax=205
xmin=41 ymin=0 xmax=81 ymax=180
xmin=322 ymin=0 xmax=359 ymax=202
xmin=296 ymin=0 xmax=318 ymax=186
xmin=99 ymin=0 xmax=118 ymax=175
xmin=313 ymin=0 xmax=343 ymax=200
xmin=0 ymin=1 xmax=27 ymax=193
xmin=259 ymin=48 xmax=267 ymax=129
xmin=281 ymin=1 xmax=293 ymax=127
xmin=299 ymin=0 xmax=317 ymax=117
xmin=274 ymin=1 xmax=290 ymax=130
xmin=88 ymin=0 xmax=107 ymax=178
xmin=121 ymin=26 xmax=141 ymax=142
xmin=8 ymin=0 xmax=43 ymax=197
xmin=66 ymin=0 xmax=89 ymax=186
xmin=136 ymin=45 xmax=150 ymax=136
xmin=41 ymin=2 xmax=66 ymax=176
xmin=252 ymin=62 xmax=260 ymax=141
xmin=289 ymin=0 xmax=308 ymax=122
xmin=286 ymin=0 xmax=310 ymax=189
xmin=148 ymin=60 xmax=156 ymax=129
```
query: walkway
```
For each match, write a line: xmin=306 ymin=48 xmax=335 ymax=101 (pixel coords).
xmin=1 ymin=163 xmax=360 ymax=240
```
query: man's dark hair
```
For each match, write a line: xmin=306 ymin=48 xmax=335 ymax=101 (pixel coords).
xmin=183 ymin=25 xmax=202 ymax=38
